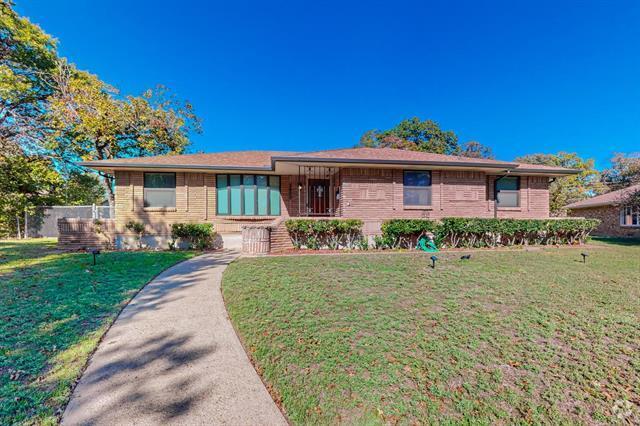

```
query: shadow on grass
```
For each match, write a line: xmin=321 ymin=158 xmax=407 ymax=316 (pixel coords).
xmin=0 ymin=244 xmax=215 ymax=424
xmin=591 ymin=236 xmax=640 ymax=246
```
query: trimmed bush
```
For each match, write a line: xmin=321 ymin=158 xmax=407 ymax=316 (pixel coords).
xmin=380 ymin=218 xmax=600 ymax=249
xmin=285 ymin=219 xmax=364 ymax=250
xmin=380 ymin=219 xmax=441 ymax=249
xmin=171 ymin=223 xmax=216 ymax=250
xmin=125 ymin=220 xmax=145 ymax=249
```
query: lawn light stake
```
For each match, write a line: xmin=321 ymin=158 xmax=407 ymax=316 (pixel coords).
xmin=581 ymin=252 xmax=588 ymax=263
xmin=91 ymin=249 xmax=101 ymax=266
xmin=460 ymin=254 xmax=471 ymax=260
xmin=430 ymin=255 xmax=438 ymax=269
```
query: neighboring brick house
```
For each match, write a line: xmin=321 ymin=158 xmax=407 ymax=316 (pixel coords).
xmin=79 ymin=147 xmax=577 ymax=249
xmin=566 ymin=184 xmax=640 ymax=238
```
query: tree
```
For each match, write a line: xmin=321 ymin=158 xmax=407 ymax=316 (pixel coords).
xmin=359 ymin=117 xmax=461 ymax=155
xmin=0 ymin=154 xmax=63 ymax=238
xmin=56 ymin=171 xmax=105 ymax=205
xmin=601 ymin=153 xmax=640 ymax=190
xmin=515 ymin=152 xmax=606 ymax=216
xmin=47 ymin=65 xmax=202 ymax=209
xmin=0 ymin=0 xmax=58 ymax=153
xmin=460 ymin=140 xmax=494 ymax=159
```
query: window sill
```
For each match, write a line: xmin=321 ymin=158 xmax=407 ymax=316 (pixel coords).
xmin=497 ymin=207 xmax=522 ymax=211
xmin=403 ymin=205 xmax=433 ymax=210
xmin=620 ymin=224 xmax=640 ymax=228
xmin=216 ymin=215 xmax=279 ymax=220
xmin=143 ymin=207 xmax=177 ymax=212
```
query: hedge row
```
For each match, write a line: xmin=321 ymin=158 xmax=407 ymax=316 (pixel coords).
xmin=379 ymin=218 xmax=601 ymax=249
xmin=285 ymin=219 xmax=365 ymax=250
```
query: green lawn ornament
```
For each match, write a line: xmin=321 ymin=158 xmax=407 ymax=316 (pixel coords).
xmin=417 ymin=235 xmax=438 ymax=252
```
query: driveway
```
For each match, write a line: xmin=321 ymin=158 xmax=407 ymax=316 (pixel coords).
xmin=62 ymin=250 xmax=286 ymax=425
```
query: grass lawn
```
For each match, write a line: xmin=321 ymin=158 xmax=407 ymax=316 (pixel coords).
xmin=0 ymin=239 xmax=195 ymax=425
xmin=223 ymin=239 xmax=640 ymax=424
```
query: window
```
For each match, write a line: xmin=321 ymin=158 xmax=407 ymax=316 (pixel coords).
xmin=495 ymin=176 xmax=520 ymax=208
xmin=620 ymin=206 xmax=640 ymax=227
xmin=216 ymin=174 xmax=280 ymax=216
xmin=143 ymin=173 xmax=176 ymax=208
xmin=403 ymin=171 xmax=431 ymax=206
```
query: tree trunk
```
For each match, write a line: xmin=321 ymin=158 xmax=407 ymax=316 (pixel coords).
xmin=16 ymin=215 xmax=21 ymax=239
xmin=100 ymin=174 xmax=115 ymax=218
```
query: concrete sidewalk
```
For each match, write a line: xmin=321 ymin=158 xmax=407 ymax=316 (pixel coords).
xmin=62 ymin=250 xmax=286 ymax=425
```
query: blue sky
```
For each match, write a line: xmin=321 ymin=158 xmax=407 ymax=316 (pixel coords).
xmin=18 ymin=0 xmax=640 ymax=168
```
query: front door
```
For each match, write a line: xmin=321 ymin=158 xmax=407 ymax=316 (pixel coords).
xmin=308 ymin=179 xmax=330 ymax=216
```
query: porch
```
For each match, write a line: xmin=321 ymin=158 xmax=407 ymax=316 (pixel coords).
xmin=288 ymin=166 xmax=341 ymax=217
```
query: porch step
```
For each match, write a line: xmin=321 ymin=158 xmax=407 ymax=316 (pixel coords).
xmin=270 ymin=221 xmax=294 ymax=253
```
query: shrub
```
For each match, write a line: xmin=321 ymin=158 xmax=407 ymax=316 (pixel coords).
xmin=285 ymin=219 xmax=363 ymax=250
xmin=171 ymin=223 xmax=216 ymax=250
xmin=381 ymin=218 xmax=600 ymax=249
xmin=380 ymin=219 xmax=441 ymax=249
xmin=125 ymin=220 xmax=145 ymax=249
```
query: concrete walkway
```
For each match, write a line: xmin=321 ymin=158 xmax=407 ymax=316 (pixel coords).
xmin=62 ymin=250 xmax=287 ymax=426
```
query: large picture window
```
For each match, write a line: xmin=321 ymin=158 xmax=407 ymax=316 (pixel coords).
xmin=143 ymin=172 xmax=176 ymax=208
xmin=403 ymin=171 xmax=431 ymax=206
xmin=217 ymin=174 xmax=280 ymax=216
xmin=620 ymin=206 xmax=640 ymax=227
xmin=495 ymin=176 xmax=520 ymax=208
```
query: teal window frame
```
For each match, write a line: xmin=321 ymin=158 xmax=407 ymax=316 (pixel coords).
xmin=216 ymin=174 xmax=281 ymax=216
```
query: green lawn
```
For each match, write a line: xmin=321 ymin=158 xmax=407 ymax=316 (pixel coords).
xmin=0 ymin=239 xmax=195 ymax=425
xmin=223 ymin=239 xmax=640 ymax=424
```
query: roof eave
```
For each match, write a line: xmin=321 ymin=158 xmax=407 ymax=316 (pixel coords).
xmin=78 ymin=161 xmax=274 ymax=172
xmin=511 ymin=168 xmax=580 ymax=176
xmin=271 ymin=156 xmax=519 ymax=169
xmin=566 ymin=201 xmax=620 ymax=210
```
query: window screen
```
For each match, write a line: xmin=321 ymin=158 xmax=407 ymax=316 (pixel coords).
xmin=495 ymin=176 xmax=520 ymax=207
xmin=403 ymin=171 xmax=432 ymax=206
xmin=143 ymin=173 xmax=176 ymax=208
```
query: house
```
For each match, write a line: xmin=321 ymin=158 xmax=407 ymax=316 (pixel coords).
xmin=566 ymin=184 xmax=640 ymax=238
xmin=78 ymin=147 xmax=578 ymax=251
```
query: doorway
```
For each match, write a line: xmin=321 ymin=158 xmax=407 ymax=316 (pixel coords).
xmin=307 ymin=179 xmax=330 ymax=216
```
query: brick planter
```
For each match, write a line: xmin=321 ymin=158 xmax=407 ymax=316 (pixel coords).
xmin=57 ymin=218 xmax=115 ymax=250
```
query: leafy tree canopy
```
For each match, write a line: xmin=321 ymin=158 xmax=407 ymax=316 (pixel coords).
xmin=461 ymin=140 xmax=494 ymax=159
xmin=601 ymin=153 xmax=640 ymax=190
xmin=0 ymin=0 xmax=58 ymax=152
xmin=0 ymin=154 xmax=62 ymax=237
xmin=515 ymin=152 xmax=606 ymax=215
xmin=359 ymin=117 xmax=493 ymax=158
xmin=46 ymin=64 xmax=201 ymax=206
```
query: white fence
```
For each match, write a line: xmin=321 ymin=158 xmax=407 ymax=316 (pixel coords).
xmin=26 ymin=205 xmax=112 ymax=238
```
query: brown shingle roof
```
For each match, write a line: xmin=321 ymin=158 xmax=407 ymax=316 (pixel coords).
xmin=565 ymin=184 xmax=640 ymax=209
xmin=81 ymin=150 xmax=298 ymax=169
xmin=80 ymin=147 xmax=578 ymax=175
xmin=274 ymin=147 xmax=577 ymax=173
xmin=280 ymin=147 xmax=516 ymax=165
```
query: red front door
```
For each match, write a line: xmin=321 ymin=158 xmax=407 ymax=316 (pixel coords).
xmin=308 ymin=179 xmax=330 ymax=216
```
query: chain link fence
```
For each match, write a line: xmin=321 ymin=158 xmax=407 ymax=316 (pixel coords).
xmin=26 ymin=205 xmax=112 ymax=238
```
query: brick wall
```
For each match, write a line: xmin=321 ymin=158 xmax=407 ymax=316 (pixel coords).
xmin=568 ymin=206 xmax=640 ymax=238
xmin=339 ymin=168 xmax=550 ymax=234
xmin=114 ymin=169 xmax=551 ymax=237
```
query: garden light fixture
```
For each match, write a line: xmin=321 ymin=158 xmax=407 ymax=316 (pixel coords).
xmin=91 ymin=249 xmax=101 ymax=265
xmin=460 ymin=254 xmax=471 ymax=260
xmin=430 ymin=255 xmax=438 ymax=269
xmin=581 ymin=252 xmax=588 ymax=263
